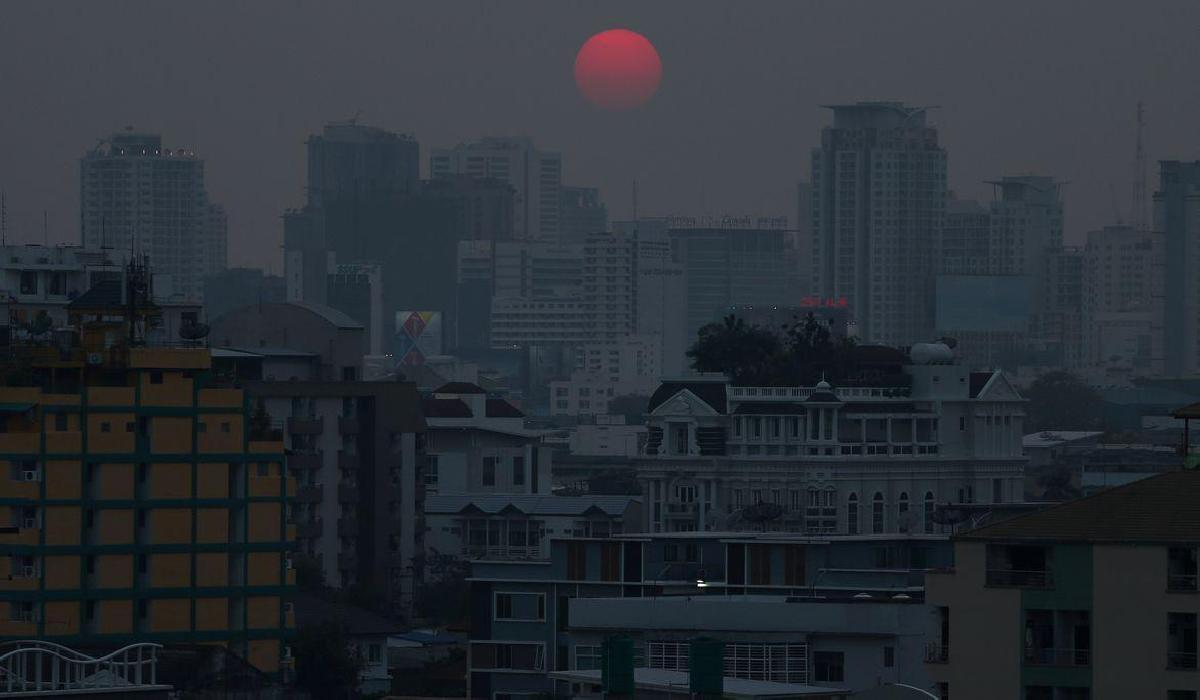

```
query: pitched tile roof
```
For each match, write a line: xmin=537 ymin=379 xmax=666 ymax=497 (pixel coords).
xmin=960 ymin=469 xmax=1200 ymax=544
xmin=485 ymin=398 xmax=524 ymax=418
xmin=421 ymin=397 xmax=472 ymax=418
xmin=647 ymin=380 xmax=727 ymax=415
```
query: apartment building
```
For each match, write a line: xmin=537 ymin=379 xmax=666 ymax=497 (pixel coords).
xmin=926 ymin=470 xmax=1200 ymax=699
xmin=247 ymin=380 xmax=426 ymax=617
xmin=637 ymin=344 xmax=1026 ymax=534
xmin=0 ymin=346 xmax=295 ymax=675
xmin=468 ymin=531 xmax=951 ymax=698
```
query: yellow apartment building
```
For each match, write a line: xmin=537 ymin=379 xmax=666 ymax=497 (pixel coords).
xmin=0 ymin=345 xmax=296 ymax=675
xmin=926 ymin=470 xmax=1200 ymax=700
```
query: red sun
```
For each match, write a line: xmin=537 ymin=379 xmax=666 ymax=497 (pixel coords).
xmin=574 ymin=29 xmax=662 ymax=111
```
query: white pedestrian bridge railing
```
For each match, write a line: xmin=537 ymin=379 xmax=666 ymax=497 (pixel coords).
xmin=0 ymin=640 xmax=163 ymax=694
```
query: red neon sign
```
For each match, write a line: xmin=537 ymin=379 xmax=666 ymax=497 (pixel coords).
xmin=799 ymin=295 xmax=850 ymax=309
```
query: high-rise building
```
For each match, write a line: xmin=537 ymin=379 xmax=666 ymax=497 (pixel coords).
xmin=1081 ymin=226 xmax=1165 ymax=373
xmin=1154 ymin=161 xmax=1200 ymax=376
xmin=431 ymin=137 xmax=561 ymax=240
xmin=203 ymin=267 xmax=286 ymax=321
xmin=665 ymin=220 xmax=800 ymax=344
xmin=0 ymin=294 xmax=295 ymax=675
xmin=305 ymin=122 xmax=419 ymax=207
xmin=80 ymin=131 xmax=227 ymax=302
xmin=811 ymin=102 xmax=947 ymax=346
xmin=559 ymin=186 xmax=608 ymax=242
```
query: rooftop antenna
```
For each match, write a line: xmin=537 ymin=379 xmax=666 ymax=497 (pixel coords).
xmin=1 ymin=191 xmax=7 ymax=247
xmin=632 ymin=179 xmax=639 ymax=221
xmin=1132 ymin=101 xmax=1148 ymax=231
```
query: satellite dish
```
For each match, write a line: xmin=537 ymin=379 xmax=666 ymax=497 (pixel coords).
xmin=179 ymin=323 xmax=210 ymax=341
xmin=853 ymin=592 xmax=873 ymax=599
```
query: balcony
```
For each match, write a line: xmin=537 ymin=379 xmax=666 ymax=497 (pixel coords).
xmin=337 ymin=451 xmax=359 ymax=471
xmin=338 ymin=517 xmax=359 ymax=537
xmin=295 ymin=484 xmax=323 ymax=504
xmin=288 ymin=451 xmax=322 ymax=470
xmin=1024 ymin=647 xmax=1090 ymax=667
xmin=338 ymin=481 xmax=360 ymax=504
xmin=338 ymin=416 xmax=360 ymax=434
xmin=1169 ymin=574 xmax=1198 ymax=592
xmin=296 ymin=519 xmax=323 ymax=539
xmin=461 ymin=544 xmax=544 ymax=561
xmin=924 ymin=643 xmax=949 ymax=664
xmin=986 ymin=569 xmax=1054 ymax=588
xmin=287 ymin=416 xmax=323 ymax=435
xmin=1168 ymin=652 xmax=1198 ymax=670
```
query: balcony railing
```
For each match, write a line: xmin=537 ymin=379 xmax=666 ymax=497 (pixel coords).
xmin=924 ymin=643 xmax=949 ymax=664
xmin=1168 ymin=574 xmax=1199 ymax=592
xmin=1168 ymin=652 xmax=1198 ymax=670
xmin=1024 ymin=646 xmax=1090 ymax=667
xmin=462 ymin=544 xmax=544 ymax=561
xmin=986 ymin=568 xmax=1054 ymax=588
xmin=666 ymin=502 xmax=698 ymax=514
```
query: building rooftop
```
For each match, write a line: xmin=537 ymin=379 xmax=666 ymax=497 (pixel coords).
xmin=648 ymin=380 xmax=728 ymax=415
xmin=293 ymin=592 xmax=404 ymax=637
xmin=549 ymin=668 xmax=847 ymax=699
xmin=434 ymin=381 xmax=487 ymax=394
xmin=1022 ymin=431 xmax=1105 ymax=449
xmin=425 ymin=494 xmax=638 ymax=517
xmin=961 ymin=469 xmax=1200 ymax=544
xmin=286 ymin=301 xmax=364 ymax=329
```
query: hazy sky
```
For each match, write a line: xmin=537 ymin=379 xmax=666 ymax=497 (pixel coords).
xmin=2 ymin=1 xmax=1198 ymax=270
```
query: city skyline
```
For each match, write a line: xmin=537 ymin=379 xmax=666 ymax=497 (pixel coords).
xmin=2 ymin=1 xmax=1199 ymax=271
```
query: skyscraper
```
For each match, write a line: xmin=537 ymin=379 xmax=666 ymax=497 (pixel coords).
xmin=430 ymin=136 xmax=561 ymax=240
xmin=80 ymin=131 xmax=227 ymax=302
xmin=1154 ymin=160 xmax=1200 ymax=376
xmin=811 ymin=102 xmax=947 ymax=346
xmin=1081 ymin=225 xmax=1164 ymax=372
xmin=559 ymin=185 xmax=608 ymax=242
xmin=304 ymin=121 xmax=419 ymax=207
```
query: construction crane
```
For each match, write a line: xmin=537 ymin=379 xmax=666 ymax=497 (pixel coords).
xmin=1132 ymin=101 xmax=1148 ymax=231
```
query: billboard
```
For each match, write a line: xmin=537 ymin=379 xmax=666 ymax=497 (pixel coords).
xmin=395 ymin=311 xmax=443 ymax=366
xmin=935 ymin=275 xmax=1032 ymax=333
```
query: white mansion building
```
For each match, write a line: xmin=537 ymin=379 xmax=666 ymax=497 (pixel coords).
xmin=637 ymin=344 xmax=1027 ymax=534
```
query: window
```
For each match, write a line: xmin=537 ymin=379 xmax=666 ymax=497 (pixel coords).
xmin=924 ymin=492 xmax=935 ymax=534
xmin=54 ymin=413 xmax=67 ymax=431
xmin=494 ymin=592 xmax=545 ymax=621
xmin=664 ymin=543 xmax=679 ymax=562
xmin=575 ymin=645 xmax=602 ymax=670
xmin=197 ymin=422 xmax=208 ymax=433
xmin=898 ymin=492 xmax=910 ymax=532
xmin=872 ymin=493 xmax=885 ymax=534
xmin=125 ymin=421 xmax=135 ymax=433
xmin=149 ymin=371 xmax=163 ymax=385
xmin=812 ymin=651 xmax=844 ymax=683
xmin=847 ymin=493 xmax=859 ymax=535
xmin=221 ymin=422 xmax=231 ymax=433
xmin=368 ymin=644 xmax=381 ymax=663
xmin=884 ymin=646 xmax=894 ymax=667
xmin=992 ymin=478 xmax=1003 ymax=504
xmin=512 ymin=457 xmax=525 ymax=486
xmin=256 ymin=462 xmax=269 ymax=477
xmin=482 ymin=457 xmax=496 ymax=486
xmin=469 ymin=642 xmax=545 ymax=672
xmin=959 ymin=416 xmax=966 ymax=431
xmin=100 ymin=422 xmax=111 ymax=433
xmin=567 ymin=541 xmax=587 ymax=579
xmin=1168 ymin=692 xmax=1198 ymax=700
xmin=19 ymin=271 xmax=37 ymax=295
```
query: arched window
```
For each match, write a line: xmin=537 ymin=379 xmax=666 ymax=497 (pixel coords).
xmin=898 ymin=492 xmax=910 ymax=532
xmin=847 ymin=493 xmax=859 ymax=535
xmin=872 ymin=493 xmax=885 ymax=534
xmin=924 ymin=491 xmax=935 ymax=534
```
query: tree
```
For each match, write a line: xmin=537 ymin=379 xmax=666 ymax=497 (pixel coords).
xmin=1024 ymin=371 xmax=1104 ymax=432
xmin=687 ymin=315 xmax=784 ymax=385
xmin=780 ymin=313 xmax=858 ymax=385
xmin=293 ymin=620 xmax=362 ymax=699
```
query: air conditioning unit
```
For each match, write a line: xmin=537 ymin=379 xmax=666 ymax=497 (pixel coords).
xmin=21 ymin=518 xmax=36 ymax=530
xmin=282 ymin=645 xmax=294 ymax=661
xmin=21 ymin=566 xmax=34 ymax=579
xmin=284 ymin=558 xmax=294 ymax=570
xmin=22 ymin=471 xmax=37 ymax=482
xmin=86 ymin=352 xmax=104 ymax=366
